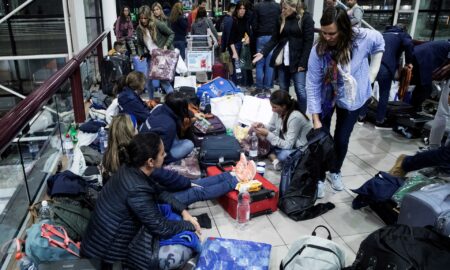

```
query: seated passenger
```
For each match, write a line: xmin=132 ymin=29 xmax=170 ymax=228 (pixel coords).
xmin=117 ymin=71 xmax=151 ymax=125
xmin=251 ymin=90 xmax=312 ymax=170
xmin=103 ymin=114 xmax=247 ymax=206
xmin=108 ymin=41 xmax=127 ymax=56
xmin=140 ymin=92 xmax=194 ymax=164
xmin=81 ymin=133 xmax=201 ymax=269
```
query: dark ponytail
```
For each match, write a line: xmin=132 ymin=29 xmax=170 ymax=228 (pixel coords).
xmin=269 ymin=90 xmax=309 ymax=133
xmin=124 ymin=133 xmax=161 ymax=167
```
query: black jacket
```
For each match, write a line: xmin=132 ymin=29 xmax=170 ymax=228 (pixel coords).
xmin=171 ymin=17 xmax=188 ymax=43
xmin=382 ymin=26 xmax=414 ymax=76
xmin=80 ymin=165 xmax=195 ymax=267
xmin=252 ymin=0 xmax=281 ymax=37
xmin=261 ymin=12 xmax=314 ymax=73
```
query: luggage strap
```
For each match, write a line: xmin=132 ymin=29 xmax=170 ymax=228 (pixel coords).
xmin=40 ymin=223 xmax=81 ymax=257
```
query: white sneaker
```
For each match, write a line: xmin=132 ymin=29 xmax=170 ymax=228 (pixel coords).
xmin=272 ymin=159 xmax=282 ymax=171
xmin=317 ymin=181 xmax=325 ymax=199
xmin=327 ymin=172 xmax=344 ymax=191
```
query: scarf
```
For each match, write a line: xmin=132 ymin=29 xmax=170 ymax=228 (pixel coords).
xmin=321 ymin=51 xmax=338 ymax=119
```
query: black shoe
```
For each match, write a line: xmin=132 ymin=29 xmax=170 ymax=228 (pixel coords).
xmin=357 ymin=116 xmax=365 ymax=126
xmin=375 ymin=121 xmax=392 ymax=130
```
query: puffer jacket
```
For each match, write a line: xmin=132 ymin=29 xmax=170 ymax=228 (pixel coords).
xmin=261 ymin=12 xmax=314 ymax=73
xmin=80 ymin=165 xmax=195 ymax=267
xmin=136 ymin=20 xmax=175 ymax=57
xmin=117 ymin=87 xmax=151 ymax=125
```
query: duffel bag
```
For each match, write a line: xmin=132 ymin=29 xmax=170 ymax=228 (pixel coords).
xmin=199 ymin=135 xmax=240 ymax=167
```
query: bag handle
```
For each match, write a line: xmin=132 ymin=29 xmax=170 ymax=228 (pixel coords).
xmin=312 ymin=225 xmax=332 ymax=240
xmin=217 ymin=161 xmax=236 ymax=172
xmin=41 ymin=224 xmax=81 ymax=257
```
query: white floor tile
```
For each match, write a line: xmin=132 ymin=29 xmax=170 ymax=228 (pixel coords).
xmin=317 ymin=181 xmax=354 ymax=203
xmin=341 ymin=232 xmax=371 ymax=253
xmin=267 ymin=210 xmax=337 ymax=245
xmin=347 ymin=156 xmax=378 ymax=175
xmin=321 ymin=202 xmax=384 ymax=237
xmin=270 ymin=245 xmax=289 ymax=270
xmin=347 ymin=138 xmax=386 ymax=156
xmin=356 ymin=153 xmax=398 ymax=172
xmin=341 ymin=158 xmax=370 ymax=176
xmin=209 ymin=204 xmax=285 ymax=246
xmin=188 ymin=207 xmax=221 ymax=239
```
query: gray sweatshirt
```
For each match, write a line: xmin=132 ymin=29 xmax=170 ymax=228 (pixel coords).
xmin=266 ymin=110 xmax=312 ymax=149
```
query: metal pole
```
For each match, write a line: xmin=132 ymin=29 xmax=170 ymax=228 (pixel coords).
xmin=0 ymin=0 xmax=35 ymax=25
xmin=62 ymin=0 xmax=73 ymax=59
xmin=0 ymin=84 xmax=58 ymax=114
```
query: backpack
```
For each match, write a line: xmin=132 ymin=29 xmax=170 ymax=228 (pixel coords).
xmin=191 ymin=18 xmax=209 ymax=35
xmin=351 ymin=225 xmax=450 ymax=269
xmin=280 ymin=225 xmax=346 ymax=270
xmin=25 ymin=221 xmax=81 ymax=264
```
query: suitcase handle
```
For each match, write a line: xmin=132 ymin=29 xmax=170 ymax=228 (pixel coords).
xmin=217 ymin=161 xmax=236 ymax=172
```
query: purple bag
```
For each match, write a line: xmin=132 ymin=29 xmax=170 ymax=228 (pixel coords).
xmin=149 ymin=48 xmax=179 ymax=81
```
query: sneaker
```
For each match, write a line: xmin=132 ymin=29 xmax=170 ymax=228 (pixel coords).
xmin=272 ymin=159 xmax=282 ymax=171
xmin=327 ymin=172 xmax=344 ymax=191
xmin=317 ymin=181 xmax=325 ymax=199
xmin=389 ymin=154 xmax=406 ymax=177
xmin=357 ymin=116 xmax=365 ymax=126
xmin=374 ymin=121 xmax=392 ymax=130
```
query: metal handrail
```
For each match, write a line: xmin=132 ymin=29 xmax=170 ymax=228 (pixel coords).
xmin=0 ymin=30 xmax=111 ymax=154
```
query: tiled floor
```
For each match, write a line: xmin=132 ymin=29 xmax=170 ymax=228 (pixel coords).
xmin=187 ymin=121 xmax=424 ymax=269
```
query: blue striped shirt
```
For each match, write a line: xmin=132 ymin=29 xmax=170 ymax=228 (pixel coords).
xmin=306 ymin=27 xmax=385 ymax=114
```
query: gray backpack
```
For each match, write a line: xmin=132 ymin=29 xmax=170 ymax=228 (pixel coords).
xmin=280 ymin=225 xmax=346 ymax=270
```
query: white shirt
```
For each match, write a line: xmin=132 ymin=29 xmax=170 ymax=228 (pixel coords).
xmin=143 ymin=29 xmax=158 ymax=53
xmin=283 ymin=41 xmax=290 ymax=66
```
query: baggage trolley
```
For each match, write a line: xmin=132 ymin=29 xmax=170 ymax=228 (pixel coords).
xmin=185 ymin=35 xmax=216 ymax=74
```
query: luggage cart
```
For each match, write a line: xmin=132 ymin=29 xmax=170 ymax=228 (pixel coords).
xmin=185 ymin=35 xmax=216 ymax=74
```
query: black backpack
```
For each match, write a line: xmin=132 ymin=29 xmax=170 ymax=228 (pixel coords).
xmin=351 ymin=225 xmax=450 ymax=269
xmin=101 ymin=55 xmax=131 ymax=95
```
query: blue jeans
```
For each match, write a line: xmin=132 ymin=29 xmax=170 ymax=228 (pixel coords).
xmin=170 ymin=138 xmax=194 ymax=162
xmin=255 ymin=36 xmax=274 ymax=90
xmin=146 ymin=60 xmax=174 ymax=99
xmin=173 ymin=40 xmax=186 ymax=60
xmin=278 ymin=66 xmax=307 ymax=113
xmin=274 ymin=148 xmax=294 ymax=162
xmin=322 ymin=106 xmax=362 ymax=173
xmin=172 ymin=173 xmax=239 ymax=205
xmin=375 ymin=65 xmax=393 ymax=123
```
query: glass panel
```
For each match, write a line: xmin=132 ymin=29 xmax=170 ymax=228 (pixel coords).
xmin=397 ymin=12 xmax=414 ymax=35
xmin=10 ymin=18 xmax=67 ymax=55
xmin=358 ymin=0 xmax=396 ymax=10
xmin=0 ymin=24 xmax=12 ymax=56
xmin=415 ymin=12 xmax=437 ymax=40
xmin=443 ymin=1 xmax=450 ymax=9
xmin=399 ymin=0 xmax=415 ymax=11
xmin=419 ymin=0 xmax=441 ymax=10
xmin=362 ymin=12 xmax=394 ymax=31
xmin=434 ymin=12 xmax=450 ymax=40
xmin=18 ymin=0 xmax=63 ymax=16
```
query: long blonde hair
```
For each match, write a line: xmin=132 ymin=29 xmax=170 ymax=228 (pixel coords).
xmin=138 ymin=5 xmax=157 ymax=41
xmin=102 ymin=114 xmax=136 ymax=175
xmin=280 ymin=0 xmax=306 ymax=33
xmin=169 ymin=2 xmax=183 ymax=24
xmin=152 ymin=2 xmax=167 ymax=22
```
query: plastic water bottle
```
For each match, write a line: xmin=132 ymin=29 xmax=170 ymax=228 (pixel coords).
xmin=63 ymin=133 xmax=73 ymax=158
xmin=98 ymin=127 xmax=108 ymax=154
xmin=249 ymin=132 xmax=258 ymax=161
xmin=204 ymin=92 xmax=211 ymax=114
xmin=28 ymin=141 xmax=39 ymax=160
xmin=39 ymin=200 xmax=54 ymax=221
xmin=234 ymin=59 xmax=242 ymax=82
xmin=17 ymin=254 xmax=37 ymax=270
xmin=237 ymin=186 xmax=250 ymax=229
xmin=200 ymin=92 xmax=207 ymax=112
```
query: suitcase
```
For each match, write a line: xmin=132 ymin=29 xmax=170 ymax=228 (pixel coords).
xmin=366 ymin=97 xmax=415 ymax=125
xmin=192 ymin=115 xmax=226 ymax=147
xmin=212 ymin=62 xmax=227 ymax=79
xmin=207 ymin=165 xmax=279 ymax=219
xmin=398 ymin=183 xmax=450 ymax=230
xmin=199 ymin=135 xmax=240 ymax=167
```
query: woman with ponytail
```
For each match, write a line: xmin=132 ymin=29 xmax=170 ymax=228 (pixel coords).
xmin=252 ymin=0 xmax=314 ymax=113
xmin=251 ymin=90 xmax=311 ymax=170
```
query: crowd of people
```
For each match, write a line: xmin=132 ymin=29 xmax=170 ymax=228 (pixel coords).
xmin=80 ymin=0 xmax=450 ymax=269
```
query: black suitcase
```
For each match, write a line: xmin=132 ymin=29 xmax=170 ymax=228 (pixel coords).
xmin=366 ymin=97 xmax=415 ymax=125
xmin=199 ymin=135 xmax=240 ymax=167
xmin=178 ymin=86 xmax=199 ymax=105
xmin=101 ymin=55 xmax=131 ymax=96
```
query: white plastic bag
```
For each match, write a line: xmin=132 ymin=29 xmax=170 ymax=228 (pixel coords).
xmin=174 ymin=75 xmax=197 ymax=89
xmin=175 ymin=49 xmax=188 ymax=74
xmin=211 ymin=94 xmax=243 ymax=129
xmin=238 ymin=96 xmax=273 ymax=126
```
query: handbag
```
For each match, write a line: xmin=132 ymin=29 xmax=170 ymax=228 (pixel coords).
xmin=274 ymin=48 xmax=284 ymax=66
xmin=132 ymin=56 xmax=148 ymax=78
xmin=149 ymin=48 xmax=179 ymax=81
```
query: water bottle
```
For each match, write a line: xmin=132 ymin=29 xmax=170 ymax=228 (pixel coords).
xmin=17 ymin=254 xmax=37 ymax=270
xmin=234 ymin=59 xmax=242 ymax=82
xmin=199 ymin=92 xmax=207 ymax=112
xmin=38 ymin=200 xmax=54 ymax=222
xmin=204 ymin=92 xmax=211 ymax=114
xmin=249 ymin=132 xmax=258 ymax=161
xmin=63 ymin=133 xmax=73 ymax=158
xmin=28 ymin=141 xmax=39 ymax=160
xmin=98 ymin=127 xmax=108 ymax=154
xmin=237 ymin=186 xmax=250 ymax=228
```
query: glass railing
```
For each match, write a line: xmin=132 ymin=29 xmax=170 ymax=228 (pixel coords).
xmin=0 ymin=30 xmax=111 ymax=268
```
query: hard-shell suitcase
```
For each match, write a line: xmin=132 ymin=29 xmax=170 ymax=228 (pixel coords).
xmin=398 ymin=183 xmax=450 ymax=232
xmin=207 ymin=165 xmax=279 ymax=219
xmin=199 ymin=135 xmax=240 ymax=167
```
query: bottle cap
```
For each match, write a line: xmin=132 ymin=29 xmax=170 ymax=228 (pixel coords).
xmin=41 ymin=200 xmax=48 ymax=207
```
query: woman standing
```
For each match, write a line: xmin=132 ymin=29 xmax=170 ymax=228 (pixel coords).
xmin=191 ymin=7 xmax=219 ymax=45
xmin=114 ymin=6 xmax=135 ymax=54
xmin=253 ymin=0 xmax=314 ymax=113
xmin=306 ymin=7 xmax=384 ymax=197
xmin=229 ymin=1 xmax=252 ymax=86
xmin=136 ymin=5 xmax=175 ymax=99
xmin=169 ymin=2 xmax=188 ymax=60
xmin=152 ymin=2 xmax=169 ymax=25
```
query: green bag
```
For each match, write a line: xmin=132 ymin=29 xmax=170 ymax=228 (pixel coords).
xmin=53 ymin=200 xmax=91 ymax=241
xmin=392 ymin=173 xmax=448 ymax=206
xmin=240 ymin=44 xmax=253 ymax=70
